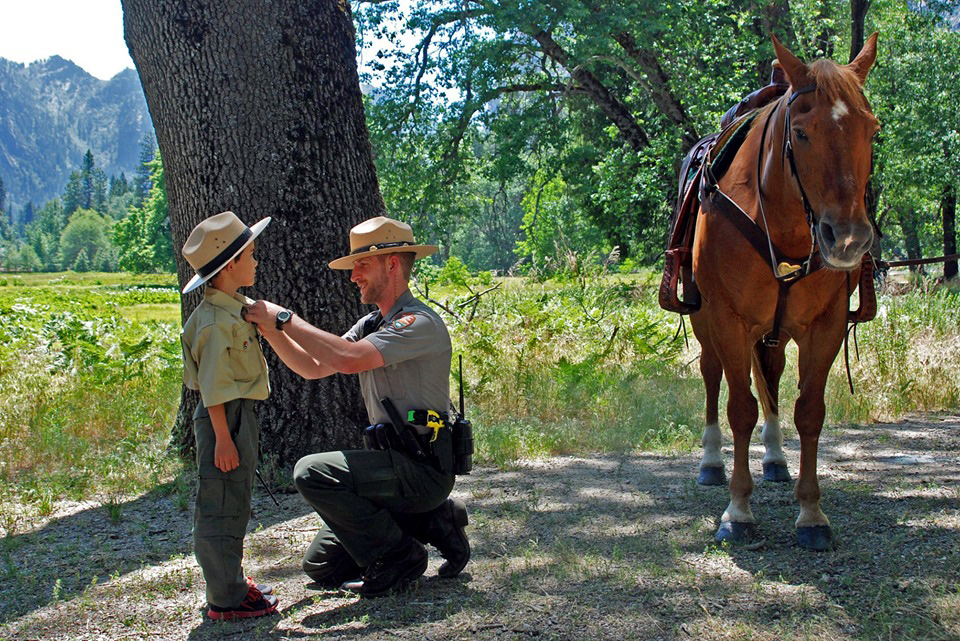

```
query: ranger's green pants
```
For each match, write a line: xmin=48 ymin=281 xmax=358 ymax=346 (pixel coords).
xmin=293 ymin=431 xmax=454 ymax=581
xmin=193 ymin=398 xmax=259 ymax=608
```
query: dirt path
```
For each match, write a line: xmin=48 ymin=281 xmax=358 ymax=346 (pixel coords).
xmin=3 ymin=414 xmax=958 ymax=641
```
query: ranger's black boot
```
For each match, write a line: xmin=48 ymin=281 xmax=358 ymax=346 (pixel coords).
xmin=342 ymin=536 xmax=427 ymax=598
xmin=426 ymin=498 xmax=470 ymax=578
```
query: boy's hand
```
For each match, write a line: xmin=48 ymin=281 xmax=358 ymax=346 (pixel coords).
xmin=214 ymin=439 xmax=240 ymax=472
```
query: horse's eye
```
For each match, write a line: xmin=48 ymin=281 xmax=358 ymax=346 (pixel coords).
xmin=793 ymin=128 xmax=808 ymax=141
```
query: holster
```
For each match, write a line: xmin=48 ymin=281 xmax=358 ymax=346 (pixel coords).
xmin=362 ymin=422 xmax=453 ymax=475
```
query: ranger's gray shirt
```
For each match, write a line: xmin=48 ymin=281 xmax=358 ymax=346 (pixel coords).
xmin=344 ymin=289 xmax=452 ymax=427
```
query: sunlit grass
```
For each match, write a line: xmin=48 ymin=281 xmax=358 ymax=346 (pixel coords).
xmin=0 ymin=267 xmax=956 ymax=518
xmin=118 ymin=304 xmax=181 ymax=323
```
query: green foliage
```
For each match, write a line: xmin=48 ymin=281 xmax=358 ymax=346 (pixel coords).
xmin=358 ymin=0 xmax=960 ymax=275
xmin=113 ymin=151 xmax=174 ymax=274
xmin=63 ymin=150 xmax=108 ymax=216
xmin=59 ymin=209 xmax=112 ymax=270
xmin=823 ymin=281 xmax=960 ymax=423
xmin=0 ymin=277 xmax=182 ymax=503
xmin=421 ymin=259 xmax=703 ymax=461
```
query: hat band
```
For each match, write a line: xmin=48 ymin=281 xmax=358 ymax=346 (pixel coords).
xmin=350 ymin=241 xmax=414 ymax=255
xmin=197 ymin=227 xmax=252 ymax=278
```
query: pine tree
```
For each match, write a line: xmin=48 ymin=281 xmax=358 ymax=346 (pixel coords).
xmin=132 ymin=135 xmax=156 ymax=207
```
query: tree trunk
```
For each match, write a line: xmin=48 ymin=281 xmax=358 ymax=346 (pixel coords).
xmin=123 ymin=0 xmax=383 ymax=471
xmin=942 ymin=184 xmax=958 ymax=280
xmin=849 ymin=0 xmax=870 ymax=63
xmin=898 ymin=208 xmax=923 ymax=274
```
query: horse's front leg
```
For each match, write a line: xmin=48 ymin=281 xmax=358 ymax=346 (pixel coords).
xmin=792 ymin=319 xmax=845 ymax=550
xmin=714 ymin=330 xmax=760 ymax=543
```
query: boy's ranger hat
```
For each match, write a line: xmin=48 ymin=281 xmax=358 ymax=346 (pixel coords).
xmin=328 ymin=216 xmax=437 ymax=270
xmin=181 ymin=211 xmax=271 ymax=294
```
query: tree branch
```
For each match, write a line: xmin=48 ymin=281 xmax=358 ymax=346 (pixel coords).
xmin=527 ymin=28 xmax=650 ymax=152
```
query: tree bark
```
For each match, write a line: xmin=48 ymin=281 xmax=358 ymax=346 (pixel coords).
xmin=942 ymin=184 xmax=958 ymax=280
xmin=898 ymin=208 xmax=923 ymax=274
xmin=123 ymin=0 xmax=383 ymax=470
xmin=849 ymin=0 xmax=870 ymax=63
xmin=611 ymin=32 xmax=699 ymax=150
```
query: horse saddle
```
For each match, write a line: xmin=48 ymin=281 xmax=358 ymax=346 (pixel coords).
xmin=659 ymin=65 xmax=792 ymax=316
xmin=659 ymin=112 xmax=762 ymax=315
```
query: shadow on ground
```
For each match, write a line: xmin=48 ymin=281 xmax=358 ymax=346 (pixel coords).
xmin=2 ymin=414 xmax=958 ymax=640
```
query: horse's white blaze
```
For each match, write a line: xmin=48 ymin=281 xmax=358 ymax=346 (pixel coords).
xmin=832 ymin=99 xmax=849 ymax=121
xmin=722 ymin=499 xmax=755 ymax=524
xmin=760 ymin=412 xmax=787 ymax=466
xmin=700 ymin=422 xmax=723 ymax=469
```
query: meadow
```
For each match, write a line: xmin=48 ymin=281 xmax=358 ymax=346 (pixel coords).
xmin=0 ymin=268 xmax=958 ymax=533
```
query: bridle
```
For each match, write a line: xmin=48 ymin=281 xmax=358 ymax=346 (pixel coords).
xmin=753 ymin=84 xmax=818 ymax=283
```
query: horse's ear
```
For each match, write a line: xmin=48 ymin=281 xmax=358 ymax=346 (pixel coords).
xmin=771 ymin=35 xmax=810 ymax=88
xmin=848 ymin=31 xmax=879 ymax=85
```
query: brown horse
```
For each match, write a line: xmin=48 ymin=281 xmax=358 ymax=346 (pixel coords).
xmin=691 ymin=34 xmax=879 ymax=550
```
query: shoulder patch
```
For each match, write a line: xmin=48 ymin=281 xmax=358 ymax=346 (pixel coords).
xmin=391 ymin=313 xmax=417 ymax=330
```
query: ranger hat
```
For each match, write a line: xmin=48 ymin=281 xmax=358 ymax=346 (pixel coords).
xmin=328 ymin=216 xmax=438 ymax=270
xmin=181 ymin=211 xmax=271 ymax=294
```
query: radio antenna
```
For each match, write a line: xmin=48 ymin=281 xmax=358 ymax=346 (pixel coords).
xmin=459 ymin=354 xmax=465 ymax=417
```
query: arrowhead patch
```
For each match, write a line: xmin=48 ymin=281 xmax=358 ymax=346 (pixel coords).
xmin=391 ymin=314 xmax=416 ymax=330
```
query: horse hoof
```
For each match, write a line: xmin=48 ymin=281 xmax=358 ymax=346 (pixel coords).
xmin=698 ymin=466 xmax=726 ymax=486
xmin=762 ymin=462 xmax=791 ymax=482
xmin=796 ymin=525 xmax=834 ymax=550
xmin=715 ymin=521 xmax=756 ymax=544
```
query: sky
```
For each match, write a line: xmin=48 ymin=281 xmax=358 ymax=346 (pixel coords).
xmin=0 ymin=0 xmax=134 ymax=81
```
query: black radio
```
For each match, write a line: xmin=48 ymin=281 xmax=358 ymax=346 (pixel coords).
xmin=451 ymin=355 xmax=474 ymax=475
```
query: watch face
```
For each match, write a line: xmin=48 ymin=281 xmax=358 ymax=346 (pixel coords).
xmin=278 ymin=310 xmax=291 ymax=322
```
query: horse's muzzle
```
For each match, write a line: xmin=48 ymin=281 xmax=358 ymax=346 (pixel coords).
xmin=817 ymin=218 xmax=873 ymax=269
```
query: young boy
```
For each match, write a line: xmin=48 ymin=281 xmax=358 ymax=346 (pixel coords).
xmin=180 ymin=210 xmax=277 ymax=620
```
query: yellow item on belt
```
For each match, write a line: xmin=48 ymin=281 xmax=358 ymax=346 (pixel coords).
xmin=408 ymin=409 xmax=446 ymax=442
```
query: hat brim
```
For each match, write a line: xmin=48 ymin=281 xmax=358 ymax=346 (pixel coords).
xmin=328 ymin=244 xmax=438 ymax=270
xmin=182 ymin=217 xmax=272 ymax=294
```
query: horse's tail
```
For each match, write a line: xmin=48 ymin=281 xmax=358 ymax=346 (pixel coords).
xmin=751 ymin=344 xmax=778 ymax=419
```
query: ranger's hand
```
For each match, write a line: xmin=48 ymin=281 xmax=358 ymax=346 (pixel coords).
xmin=244 ymin=299 xmax=284 ymax=328
xmin=214 ymin=438 xmax=240 ymax=472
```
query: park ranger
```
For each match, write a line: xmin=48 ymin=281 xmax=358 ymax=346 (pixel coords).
xmin=245 ymin=216 xmax=470 ymax=597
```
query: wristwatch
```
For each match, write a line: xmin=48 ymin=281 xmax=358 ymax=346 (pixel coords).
xmin=276 ymin=309 xmax=293 ymax=331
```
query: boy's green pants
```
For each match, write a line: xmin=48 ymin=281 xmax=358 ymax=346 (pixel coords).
xmin=193 ymin=398 xmax=259 ymax=608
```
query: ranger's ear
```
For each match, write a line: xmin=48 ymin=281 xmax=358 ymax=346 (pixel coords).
xmin=772 ymin=34 xmax=811 ymax=89
xmin=848 ymin=32 xmax=879 ymax=85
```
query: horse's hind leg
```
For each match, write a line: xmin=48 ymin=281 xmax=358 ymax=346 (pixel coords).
xmin=695 ymin=320 xmax=725 ymax=486
xmin=752 ymin=339 xmax=791 ymax=482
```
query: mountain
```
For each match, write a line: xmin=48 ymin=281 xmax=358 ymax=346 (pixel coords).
xmin=0 ymin=56 xmax=154 ymax=211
